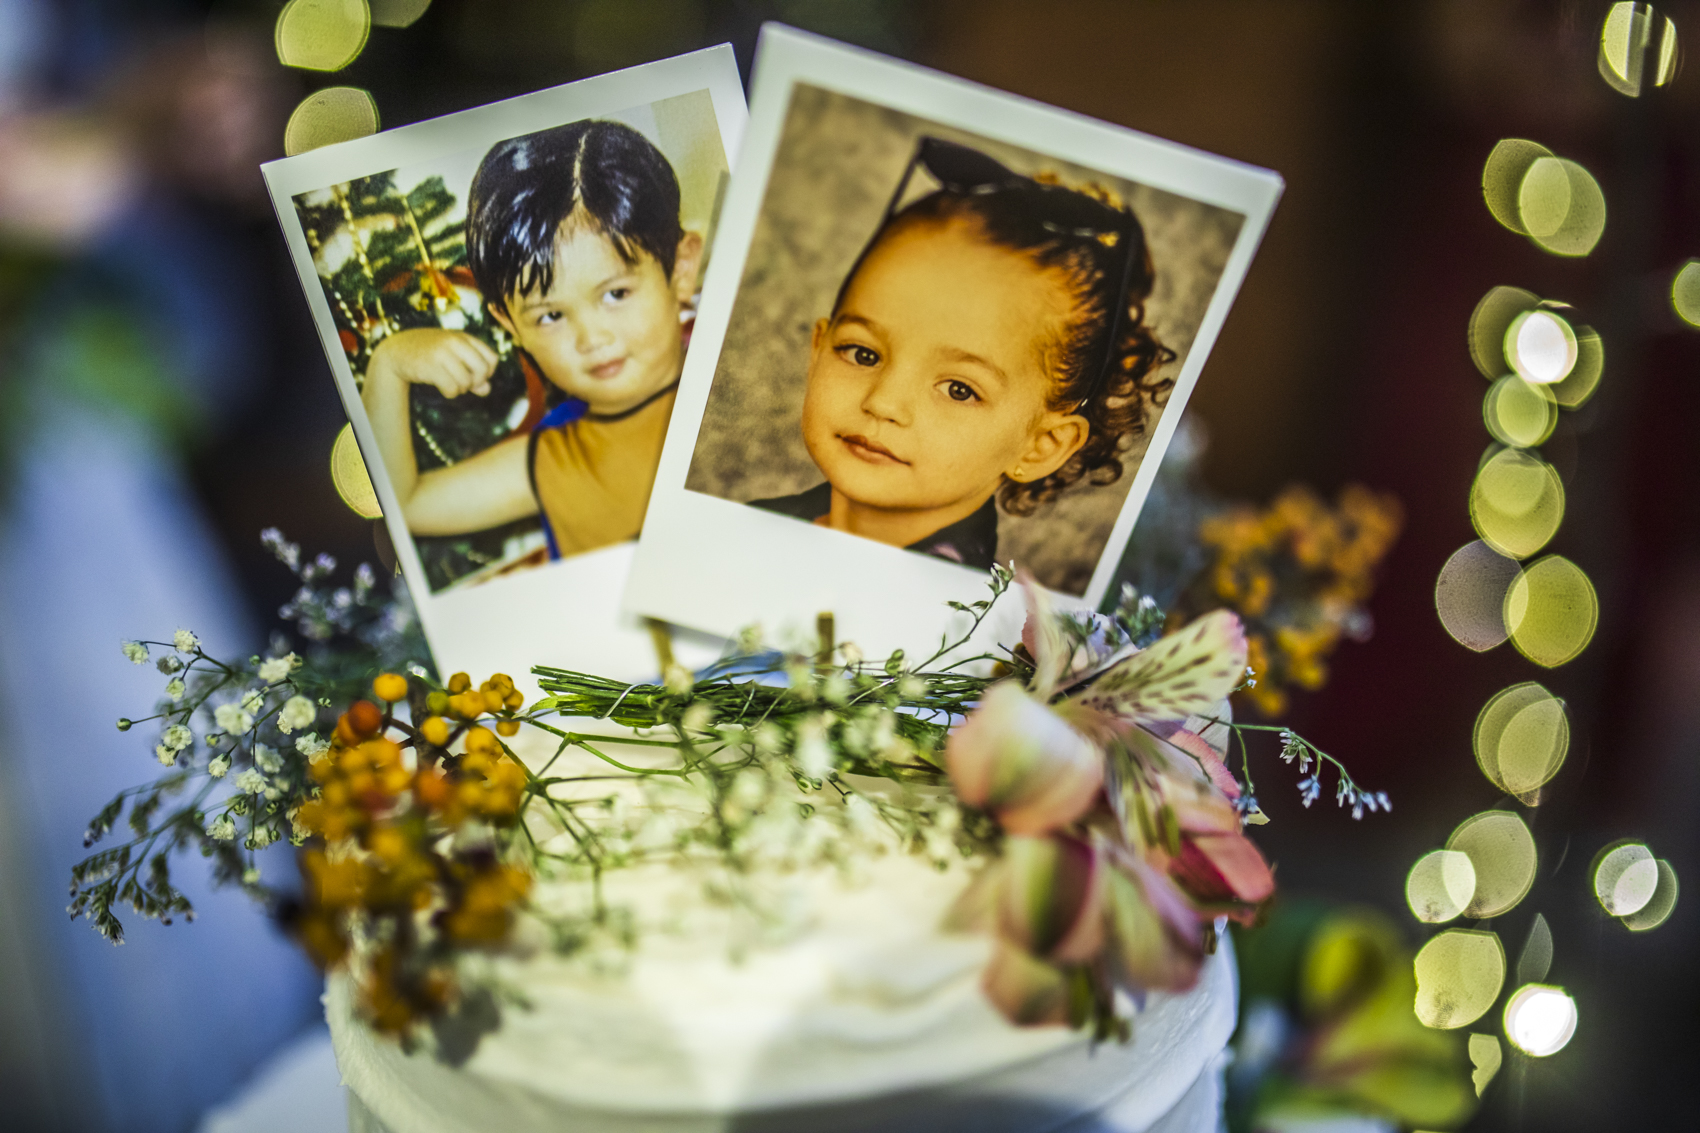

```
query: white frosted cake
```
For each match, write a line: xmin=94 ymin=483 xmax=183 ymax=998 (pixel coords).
xmin=328 ymin=838 xmax=1236 ymax=1133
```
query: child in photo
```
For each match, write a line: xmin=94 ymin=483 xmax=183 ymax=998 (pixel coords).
xmin=363 ymin=120 xmax=702 ymax=560
xmin=753 ymin=137 xmax=1175 ymax=570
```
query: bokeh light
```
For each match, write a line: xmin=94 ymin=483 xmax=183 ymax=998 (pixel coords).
xmin=1469 ymin=1033 xmax=1503 ymax=1097
xmin=1503 ymin=985 xmax=1577 ymax=1057
xmin=370 ymin=0 xmax=432 ymax=27
xmin=1473 ymin=682 xmax=1568 ymax=799
xmin=1483 ymin=375 xmax=1558 ymax=448
xmin=1413 ymin=929 xmax=1506 ymax=1030
xmin=1622 ymin=860 xmax=1679 ymax=931
xmin=1436 ymin=540 xmax=1522 ymax=651
xmin=284 ymin=88 xmax=381 ymax=156
xmin=1469 ymin=286 xmax=1541 ymax=378
xmin=275 ymin=0 xmax=372 ymax=72
xmin=1503 ymin=309 xmax=1577 ymax=384
xmin=1549 ymin=325 xmax=1604 ymax=409
xmin=1482 ymin=141 xmax=1552 ymax=236
xmin=1516 ymin=912 xmax=1553 ymax=985
xmin=1599 ymin=2 xmax=1680 ymax=97
xmin=1504 ymin=555 xmax=1599 ymax=667
xmin=1407 ymin=850 xmax=1478 ymax=923
xmin=1593 ymin=841 xmax=1658 ymax=916
xmin=1518 ymin=157 xmax=1607 ymax=257
xmin=1671 ymin=259 xmax=1700 ymax=326
xmin=1470 ymin=449 xmax=1565 ymax=560
xmin=1447 ymin=811 xmax=1538 ymax=919
xmin=331 ymin=423 xmax=383 ymax=519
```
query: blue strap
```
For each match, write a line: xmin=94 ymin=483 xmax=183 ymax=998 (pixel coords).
xmin=530 ymin=397 xmax=588 ymax=560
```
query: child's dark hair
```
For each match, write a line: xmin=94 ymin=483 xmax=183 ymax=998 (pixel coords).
xmin=836 ymin=179 xmax=1176 ymax=517
xmin=466 ymin=120 xmax=683 ymax=314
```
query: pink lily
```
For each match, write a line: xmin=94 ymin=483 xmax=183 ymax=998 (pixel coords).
xmin=946 ymin=682 xmax=1104 ymax=835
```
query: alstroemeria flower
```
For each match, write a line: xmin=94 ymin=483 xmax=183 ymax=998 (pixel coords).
xmin=946 ymin=682 xmax=1104 ymax=835
xmin=1103 ymin=851 xmax=1206 ymax=991
xmin=996 ymin=833 xmax=1107 ymax=964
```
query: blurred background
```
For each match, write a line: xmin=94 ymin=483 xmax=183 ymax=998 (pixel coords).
xmin=1 ymin=1 xmax=1696 ymax=1130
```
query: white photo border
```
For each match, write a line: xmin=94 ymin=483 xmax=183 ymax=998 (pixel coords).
xmin=262 ymin=45 xmax=748 ymax=685
xmin=625 ymin=25 xmax=1282 ymax=658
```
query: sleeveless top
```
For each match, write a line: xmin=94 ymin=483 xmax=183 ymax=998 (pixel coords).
xmin=525 ymin=386 xmax=678 ymax=560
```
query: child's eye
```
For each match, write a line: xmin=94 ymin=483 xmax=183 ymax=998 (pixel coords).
xmin=837 ymin=344 xmax=881 ymax=368
xmin=943 ymin=380 xmax=980 ymax=403
xmin=604 ymin=287 xmax=632 ymax=303
xmin=536 ymin=310 xmax=562 ymax=326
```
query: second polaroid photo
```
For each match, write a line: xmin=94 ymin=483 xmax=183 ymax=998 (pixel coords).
xmin=264 ymin=46 xmax=745 ymax=681
xmin=626 ymin=26 xmax=1283 ymax=657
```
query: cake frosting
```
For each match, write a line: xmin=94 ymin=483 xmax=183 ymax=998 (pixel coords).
xmin=328 ymin=843 xmax=1236 ymax=1133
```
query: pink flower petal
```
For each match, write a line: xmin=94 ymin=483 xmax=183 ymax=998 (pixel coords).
xmin=997 ymin=834 xmax=1106 ymax=961
xmin=947 ymin=683 xmax=1104 ymax=835
xmin=982 ymin=939 xmax=1071 ymax=1026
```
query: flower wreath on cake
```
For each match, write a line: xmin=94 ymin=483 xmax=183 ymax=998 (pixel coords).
xmin=81 ymin=531 xmax=1389 ymax=1072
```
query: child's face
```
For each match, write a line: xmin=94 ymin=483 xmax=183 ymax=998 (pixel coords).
xmin=801 ymin=217 xmax=1088 ymax=520
xmin=492 ymin=219 xmax=699 ymax=414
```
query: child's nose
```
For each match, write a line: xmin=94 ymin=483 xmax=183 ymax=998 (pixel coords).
xmin=572 ymin=312 xmax=616 ymax=355
xmin=860 ymin=366 xmax=913 ymax=426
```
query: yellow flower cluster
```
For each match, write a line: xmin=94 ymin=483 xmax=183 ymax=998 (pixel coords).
xmin=1181 ymin=486 xmax=1401 ymax=716
xmin=287 ymin=671 xmax=536 ymax=1035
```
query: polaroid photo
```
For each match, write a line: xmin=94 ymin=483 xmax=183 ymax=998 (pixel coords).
xmin=624 ymin=26 xmax=1282 ymax=658
xmin=263 ymin=46 xmax=746 ymax=683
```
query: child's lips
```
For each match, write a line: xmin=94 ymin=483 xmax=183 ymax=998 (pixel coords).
xmin=839 ymin=433 xmax=908 ymax=466
xmin=586 ymin=357 xmax=627 ymax=381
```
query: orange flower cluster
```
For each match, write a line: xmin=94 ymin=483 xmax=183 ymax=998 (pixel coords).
xmin=286 ymin=672 xmax=535 ymax=1035
xmin=1177 ymin=486 xmax=1401 ymax=716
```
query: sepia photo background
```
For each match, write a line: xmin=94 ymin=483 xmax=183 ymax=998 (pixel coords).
xmin=684 ymin=85 xmax=1243 ymax=595
xmin=293 ymin=90 xmax=728 ymax=594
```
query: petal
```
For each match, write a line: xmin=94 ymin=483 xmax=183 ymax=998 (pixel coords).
xmin=1019 ymin=573 xmax=1070 ymax=701
xmin=1155 ymin=724 xmax=1242 ymax=800
xmin=947 ymin=683 xmax=1104 ymax=835
xmin=1103 ymin=862 xmax=1204 ymax=992
xmin=998 ymin=834 xmax=1106 ymax=961
xmin=1167 ymin=831 xmax=1276 ymax=908
xmin=1069 ymin=610 xmax=1248 ymax=723
xmin=982 ymin=939 xmax=1071 ymax=1026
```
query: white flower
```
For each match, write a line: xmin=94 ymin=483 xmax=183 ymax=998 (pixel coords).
xmin=753 ymin=721 xmax=785 ymax=754
xmin=234 ymin=769 xmax=267 ymax=795
xmin=796 ymin=715 xmax=836 ymax=780
xmin=822 ymin=676 xmax=851 ymax=705
xmin=207 ymin=754 xmax=231 ymax=778
xmin=161 ymin=724 xmax=193 ymax=752
xmin=681 ymin=702 xmax=716 ymax=734
xmin=897 ymin=676 xmax=929 ymax=700
xmin=165 ymin=678 xmax=186 ymax=700
xmin=122 ymin=641 xmax=149 ymax=664
xmin=296 ymin=732 xmax=328 ymax=757
xmin=663 ymin=664 xmax=694 ymax=695
xmin=241 ymin=867 xmax=261 ymax=886
xmin=206 ymin=815 xmax=236 ymax=841
xmin=247 ymin=826 xmax=276 ymax=850
xmin=155 ymin=745 xmax=177 ymax=766
xmin=278 ymin=696 xmax=316 ymax=734
xmin=173 ymin=629 xmax=200 ymax=654
xmin=240 ymin=689 xmax=265 ymax=715
xmin=156 ymin=655 xmax=183 ymax=675
xmin=214 ymin=703 xmax=254 ymax=735
xmin=257 ymin=654 xmax=298 ymax=684
xmin=254 ymin=744 xmax=283 ymax=774
xmin=841 ymin=642 xmax=864 ymax=667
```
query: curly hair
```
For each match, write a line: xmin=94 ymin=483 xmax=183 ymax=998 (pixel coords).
xmin=835 ymin=177 xmax=1176 ymax=517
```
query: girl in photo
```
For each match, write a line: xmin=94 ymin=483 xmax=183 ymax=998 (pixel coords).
xmin=752 ymin=137 xmax=1175 ymax=570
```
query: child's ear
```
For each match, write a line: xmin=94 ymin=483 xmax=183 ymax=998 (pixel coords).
xmin=811 ymin=317 xmax=830 ymax=355
xmin=1010 ymin=412 xmax=1089 ymax=482
xmin=487 ymin=302 xmax=518 ymax=338
xmin=671 ymin=231 xmax=705 ymax=302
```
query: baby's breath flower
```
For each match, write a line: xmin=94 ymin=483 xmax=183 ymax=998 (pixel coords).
xmin=663 ymin=664 xmax=694 ymax=696
xmin=796 ymin=715 xmax=835 ymax=779
xmin=122 ymin=641 xmax=149 ymax=664
xmin=207 ymin=754 xmax=231 ymax=778
xmin=206 ymin=815 xmax=236 ymax=841
xmin=162 ymin=724 xmax=193 ymax=752
xmin=156 ymin=655 xmax=183 ymax=675
xmin=173 ymin=629 xmax=200 ymax=654
xmin=753 ymin=721 xmax=784 ymax=754
xmin=254 ymin=744 xmax=284 ymax=774
xmin=165 ymin=678 xmax=186 ymax=700
xmin=234 ymin=769 xmax=267 ymax=795
xmin=822 ymin=675 xmax=851 ymax=705
xmin=841 ymin=642 xmax=864 ymax=667
xmin=257 ymin=654 xmax=298 ymax=684
xmin=681 ymin=702 xmax=715 ymax=734
xmin=897 ymin=675 xmax=929 ymax=700
xmin=296 ymin=732 xmax=328 ymax=757
xmin=241 ymin=867 xmax=261 ymax=886
xmin=736 ymin=624 xmax=765 ymax=655
xmin=156 ymin=745 xmax=178 ymax=766
xmin=278 ymin=696 xmax=315 ymax=734
xmin=214 ymin=703 xmax=254 ymax=735
xmin=247 ymin=826 xmax=277 ymax=850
